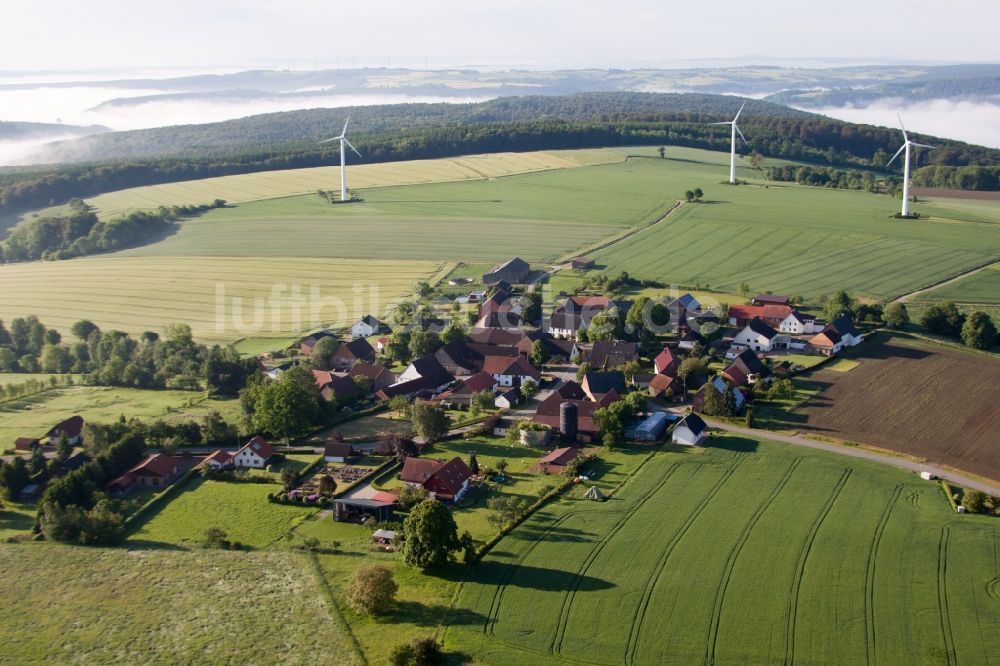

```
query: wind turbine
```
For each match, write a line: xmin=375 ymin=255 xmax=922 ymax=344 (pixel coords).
xmin=319 ymin=116 xmax=362 ymax=203
xmin=886 ymin=115 xmax=934 ymax=217
xmin=711 ymin=101 xmax=748 ymax=184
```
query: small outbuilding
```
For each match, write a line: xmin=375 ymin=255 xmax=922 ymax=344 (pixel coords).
xmin=672 ymin=413 xmax=708 ymax=446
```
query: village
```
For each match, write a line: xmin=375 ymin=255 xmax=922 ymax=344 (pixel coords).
xmin=4 ymin=255 xmax=873 ymax=553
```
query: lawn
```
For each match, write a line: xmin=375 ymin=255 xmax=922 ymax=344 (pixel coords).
xmin=0 ymin=372 xmax=80 ymax=388
xmin=592 ymin=182 xmax=1000 ymax=300
xmin=129 ymin=477 xmax=317 ymax=548
xmin=0 ymin=385 xmax=241 ymax=447
xmin=0 ymin=255 xmax=438 ymax=343
xmin=0 ymin=543 xmax=357 ymax=664
xmin=86 ymin=149 xmax=625 ymax=216
xmin=444 ymin=435 xmax=1000 ymax=665
xmin=0 ymin=500 xmax=37 ymax=540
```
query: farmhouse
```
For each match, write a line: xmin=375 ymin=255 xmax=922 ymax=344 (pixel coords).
xmin=647 ymin=373 xmax=676 ymax=399
xmin=533 ymin=395 xmax=603 ymax=443
xmin=14 ymin=437 xmax=41 ymax=452
xmin=434 ymin=371 xmax=497 ymax=407
xmin=778 ymin=310 xmax=825 ymax=335
xmin=732 ymin=318 xmax=787 ymax=353
xmin=312 ymin=370 xmax=362 ymax=402
xmin=262 ymin=359 xmax=299 ymax=380
xmin=672 ymin=413 xmax=708 ymax=446
xmin=826 ymin=315 xmax=864 ymax=346
xmin=515 ymin=329 xmax=576 ymax=361
xmin=377 ymin=355 xmax=455 ymax=399
xmin=547 ymin=296 xmax=632 ymax=339
xmin=232 ymin=436 xmax=275 ymax=469
xmin=571 ymin=256 xmax=595 ymax=270
xmin=400 ymin=456 xmax=472 ymax=501
xmin=483 ymin=257 xmax=530 ymax=285
xmin=723 ymin=349 xmax=771 ymax=387
xmin=324 ymin=441 xmax=356 ymax=463
xmin=727 ymin=304 xmax=793 ymax=328
xmin=693 ymin=377 xmax=746 ymax=414
xmin=107 ymin=453 xmax=182 ymax=494
xmin=45 ymin=415 xmax=84 ymax=446
xmin=752 ymin=293 xmax=791 ymax=306
xmin=654 ymin=347 xmax=679 ymax=376
xmin=678 ymin=330 xmax=700 ymax=351
xmin=495 ymin=386 xmax=522 ymax=409
xmin=348 ymin=362 xmax=396 ymax=393
xmin=476 ymin=310 xmax=522 ymax=330
xmin=482 ymin=355 xmax=541 ymax=388
xmin=349 ymin=315 xmax=386 ymax=339
xmin=199 ymin=450 xmax=234 ymax=470
xmin=532 ymin=447 xmax=580 ymax=474
xmin=582 ymin=371 xmax=626 ymax=402
xmin=298 ymin=331 xmax=337 ymax=356
xmin=809 ymin=318 xmax=862 ymax=356
xmin=667 ymin=295 xmax=699 ymax=334
xmin=330 ymin=337 xmax=376 ymax=371
xmin=581 ymin=340 xmax=639 ymax=369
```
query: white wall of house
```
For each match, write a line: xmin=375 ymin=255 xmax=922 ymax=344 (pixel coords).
xmin=547 ymin=326 xmax=577 ymax=340
xmin=350 ymin=321 xmax=376 ymax=339
xmin=672 ymin=426 xmax=704 ymax=446
xmin=492 ymin=373 xmax=516 ymax=387
xmin=233 ymin=450 xmax=268 ymax=468
xmin=325 ymin=455 xmax=348 ymax=463
xmin=398 ymin=363 xmax=422 ymax=382
xmin=732 ymin=327 xmax=774 ymax=352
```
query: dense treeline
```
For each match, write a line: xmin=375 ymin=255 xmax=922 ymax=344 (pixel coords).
xmin=911 ymin=165 xmax=1000 ymax=190
xmin=4 ymin=93 xmax=1000 ymax=215
xmin=0 ymin=198 xmax=224 ymax=262
xmin=0 ymin=316 xmax=254 ymax=394
xmin=765 ymin=165 xmax=884 ymax=191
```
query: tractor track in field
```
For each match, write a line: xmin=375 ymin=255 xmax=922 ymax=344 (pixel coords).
xmin=562 ymin=199 xmax=681 ymax=261
xmin=704 ymin=458 xmax=802 ymax=666
xmin=785 ymin=468 xmax=852 ymax=665
xmin=548 ymin=462 xmax=685 ymax=657
xmin=936 ymin=526 xmax=958 ymax=666
xmin=623 ymin=456 xmax=749 ymax=666
xmin=864 ymin=485 xmax=903 ymax=666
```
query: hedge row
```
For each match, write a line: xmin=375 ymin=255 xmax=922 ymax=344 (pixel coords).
xmin=470 ymin=477 xmax=575 ymax=562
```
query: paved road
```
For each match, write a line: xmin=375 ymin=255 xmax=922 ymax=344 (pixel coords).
xmin=703 ymin=418 xmax=1000 ymax=496
xmin=895 ymin=259 xmax=1000 ymax=303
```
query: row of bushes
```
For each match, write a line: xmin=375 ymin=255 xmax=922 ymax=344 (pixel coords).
xmin=470 ymin=476 xmax=575 ymax=562
xmin=267 ymin=491 xmax=329 ymax=506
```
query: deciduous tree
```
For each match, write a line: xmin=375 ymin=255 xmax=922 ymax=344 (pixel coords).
xmin=402 ymin=499 xmax=460 ymax=569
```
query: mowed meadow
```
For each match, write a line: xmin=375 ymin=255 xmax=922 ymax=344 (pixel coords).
xmin=446 ymin=436 xmax=1000 ymax=665
xmin=0 ymin=256 xmax=440 ymax=343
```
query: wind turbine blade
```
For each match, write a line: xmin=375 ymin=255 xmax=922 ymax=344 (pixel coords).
xmin=734 ymin=123 xmax=749 ymax=147
xmin=733 ymin=101 xmax=747 ymax=123
xmin=898 ymin=114 xmax=908 ymax=142
xmin=318 ymin=137 xmax=338 ymax=144
xmin=709 ymin=121 xmax=732 ymax=126
xmin=910 ymin=142 xmax=936 ymax=149
xmin=886 ymin=143 xmax=906 ymax=167
xmin=344 ymin=137 xmax=362 ymax=158
xmin=342 ymin=115 xmax=350 ymax=136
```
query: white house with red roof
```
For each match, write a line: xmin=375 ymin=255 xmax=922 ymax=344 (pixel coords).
xmin=231 ymin=436 xmax=275 ymax=468
xmin=482 ymin=355 xmax=541 ymax=388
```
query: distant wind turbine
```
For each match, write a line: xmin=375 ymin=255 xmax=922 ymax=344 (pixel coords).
xmin=711 ymin=101 xmax=748 ymax=184
xmin=319 ymin=116 xmax=362 ymax=203
xmin=886 ymin=115 xmax=934 ymax=217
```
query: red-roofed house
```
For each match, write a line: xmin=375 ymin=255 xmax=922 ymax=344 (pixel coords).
xmin=400 ymin=456 xmax=472 ymax=501
xmin=232 ymin=436 xmax=275 ymax=468
xmin=532 ymin=447 xmax=580 ymax=474
xmin=482 ymin=355 xmax=541 ymax=388
xmin=727 ymin=304 xmax=792 ymax=328
xmin=653 ymin=347 xmax=678 ymax=376
xmin=647 ymin=373 xmax=676 ymax=399
xmin=107 ymin=454 xmax=182 ymax=494
xmin=45 ymin=415 xmax=84 ymax=446
xmin=199 ymin=450 xmax=234 ymax=470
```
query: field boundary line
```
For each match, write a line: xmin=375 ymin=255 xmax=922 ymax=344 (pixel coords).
xmin=894 ymin=258 xmax=1000 ymax=303
xmin=550 ymin=462 xmax=684 ymax=656
xmin=864 ymin=485 xmax=903 ymax=666
xmin=704 ymin=458 xmax=802 ymax=666
xmin=305 ymin=552 xmax=368 ymax=666
xmin=785 ymin=468 xmax=852 ymax=665
xmin=623 ymin=455 xmax=749 ymax=665
xmin=556 ymin=199 xmax=682 ymax=263
xmin=936 ymin=526 xmax=958 ymax=666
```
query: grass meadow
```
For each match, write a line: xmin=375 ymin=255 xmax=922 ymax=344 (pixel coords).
xmin=130 ymin=478 xmax=317 ymax=549
xmin=86 ymin=149 xmax=626 ymax=216
xmin=444 ymin=435 xmax=1000 ymax=665
xmin=0 ymin=544 xmax=354 ymax=664
xmin=0 ymin=255 xmax=439 ymax=343
xmin=0 ymin=385 xmax=240 ymax=447
xmin=908 ymin=261 xmax=1000 ymax=305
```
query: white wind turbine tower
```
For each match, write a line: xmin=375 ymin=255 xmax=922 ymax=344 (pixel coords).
xmin=319 ymin=116 xmax=362 ymax=203
xmin=711 ymin=101 xmax=748 ymax=184
xmin=886 ymin=115 xmax=934 ymax=217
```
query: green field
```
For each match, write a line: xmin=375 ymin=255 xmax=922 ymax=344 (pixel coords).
xmin=444 ymin=435 xmax=1000 ymax=665
xmin=86 ymin=149 xmax=626 ymax=216
xmin=908 ymin=262 xmax=1000 ymax=305
xmin=131 ymin=478 xmax=316 ymax=548
xmin=591 ymin=183 xmax=1000 ymax=300
xmin=0 ymin=372 xmax=78 ymax=387
xmin=0 ymin=255 xmax=439 ymax=342
xmin=0 ymin=544 xmax=352 ymax=664
xmin=0 ymin=385 xmax=240 ymax=446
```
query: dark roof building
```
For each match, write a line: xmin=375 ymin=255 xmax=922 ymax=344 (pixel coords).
xmin=483 ymin=257 xmax=530 ymax=285
xmin=584 ymin=340 xmax=639 ymax=369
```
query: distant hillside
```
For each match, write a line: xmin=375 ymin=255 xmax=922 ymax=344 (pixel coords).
xmin=32 ymin=93 xmax=810 ymax=163
xmin=0 ymin=121 xmax=109 ymax=141
xmin=2 ymin=91 xmax=1000 ymax=215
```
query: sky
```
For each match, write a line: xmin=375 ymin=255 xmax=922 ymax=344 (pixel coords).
xmin=2 ymin=0 xmax=998 ymax=71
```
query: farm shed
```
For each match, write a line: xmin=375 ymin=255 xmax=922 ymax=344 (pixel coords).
xmin=626 ymin=412 xmax=674 ymax=441
xmin=334 ymin=495 xmax=396 ymax=523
